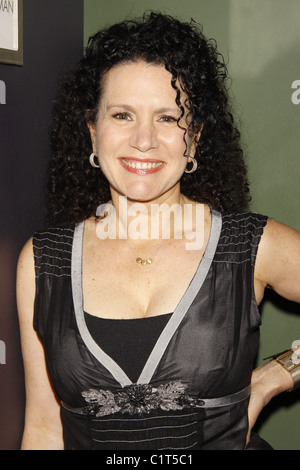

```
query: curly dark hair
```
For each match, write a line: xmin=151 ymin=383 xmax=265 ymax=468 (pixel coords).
xmin=48 ymin=12 xmax=250 ymax=225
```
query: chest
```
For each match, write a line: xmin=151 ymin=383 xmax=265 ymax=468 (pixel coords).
xmin=43 ymin=262 xmax=259 ymax=401
xmin=82 ymin=237 xmax=206 ymax=319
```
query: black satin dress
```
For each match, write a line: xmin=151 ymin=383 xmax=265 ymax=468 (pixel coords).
xmin=33 ymin=211 xmax=273 ymax=450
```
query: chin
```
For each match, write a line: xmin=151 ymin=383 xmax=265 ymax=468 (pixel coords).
xmin=126 ymin=193 xmax=158 ymax=204
xmin=121 ymin=183 xmax=162 ymax=203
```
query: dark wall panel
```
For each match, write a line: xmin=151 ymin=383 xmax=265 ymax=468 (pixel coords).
xmin=0 ymin=0 xmax=83 ymax=450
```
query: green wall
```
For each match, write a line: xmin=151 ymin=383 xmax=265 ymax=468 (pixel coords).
xmin=84 ymin=0 xmax=300 ymax=450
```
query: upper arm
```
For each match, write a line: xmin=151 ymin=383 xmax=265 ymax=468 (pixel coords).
xmin=16 ymin=238 xmax=63 ymax=449
xmin=255 ymin=218 xmax=300 ymax=304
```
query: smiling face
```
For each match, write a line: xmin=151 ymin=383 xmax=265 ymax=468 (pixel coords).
xmin=88 ymin=61 xmax=198 ymax=203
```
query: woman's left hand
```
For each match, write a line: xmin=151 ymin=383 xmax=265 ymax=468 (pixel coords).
xmin=246 ymin=360 xmax=294 ymax=448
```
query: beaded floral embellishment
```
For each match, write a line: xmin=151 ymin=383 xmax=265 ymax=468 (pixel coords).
xmin=81 ymin=381 xmax=205 ymax=417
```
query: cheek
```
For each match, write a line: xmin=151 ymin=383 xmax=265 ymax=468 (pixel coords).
xmin=96 ymin=124 xmax=122 ymax=154
xmin=164 ymin=133 xmax=188 ymax=160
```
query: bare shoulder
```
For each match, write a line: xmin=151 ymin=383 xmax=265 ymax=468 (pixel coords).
xmin=261 ymin=217 xmax=300 ymax=243
xmin=17 ymin=237 xmax=34 ymax=269
xmin=258 ymin=218 xmax=300 ymax=261
xmin=16 ymin=238 xmax=35 ymax=313
xmin=16 ymin=238 xmax=36 ymax=314
xmin=255 ymin=218 xmax=300 ymax=303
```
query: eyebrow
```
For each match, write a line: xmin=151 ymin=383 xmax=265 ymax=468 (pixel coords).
xmin=106 ymin=104 xmax=180 ymax=114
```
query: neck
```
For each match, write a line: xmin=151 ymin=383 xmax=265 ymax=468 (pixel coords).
xmin=108 ymin=187 xmax=189 ymax=240
xmin=95 ymin=189 xmax=207 ymax=252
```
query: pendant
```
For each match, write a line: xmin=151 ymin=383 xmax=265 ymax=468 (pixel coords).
xmin=136 ymin=257 xmax=153 ymax=265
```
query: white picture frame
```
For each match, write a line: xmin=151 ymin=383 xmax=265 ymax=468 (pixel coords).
xmin=0 ymin=0 xmax=23 ymax=65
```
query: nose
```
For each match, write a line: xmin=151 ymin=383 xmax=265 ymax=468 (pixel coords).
xmin=129 ymin=120 xmax=159 ymax=152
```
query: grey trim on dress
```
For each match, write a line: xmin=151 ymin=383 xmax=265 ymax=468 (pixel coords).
xmin=71 ymin=210 xmax=222 ymax=388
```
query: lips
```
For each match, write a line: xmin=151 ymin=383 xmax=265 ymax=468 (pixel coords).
xmin=120 ymin=158 xmax=164 ymax=174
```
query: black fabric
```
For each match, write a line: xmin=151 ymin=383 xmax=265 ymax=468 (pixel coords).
xmin=33 ymin=211 xmax=271 ymax=450
xmin=84 ymin=312 xmax=172 ymax=384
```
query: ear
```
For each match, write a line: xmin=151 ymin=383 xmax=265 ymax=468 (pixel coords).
xmin=85 ymin=110 xmax=97 ymax=153
xmin=195 ymin=122 xmax=204 ymax=143
xmin=189 ymin=122 xmax=204 ymax=158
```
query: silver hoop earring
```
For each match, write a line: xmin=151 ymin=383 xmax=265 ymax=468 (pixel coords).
xmin=184 ymin=157 xmax=197 ymax=174
xmin=89 ymin=152 xmax=100 ymax=168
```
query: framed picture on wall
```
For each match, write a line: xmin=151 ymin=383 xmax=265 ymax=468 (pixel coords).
xmin=0 ymin=0 xmax=23 ymax=65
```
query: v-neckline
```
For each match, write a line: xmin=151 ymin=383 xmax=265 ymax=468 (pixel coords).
xmin=71 ymin=209 xmax=222 ymax=388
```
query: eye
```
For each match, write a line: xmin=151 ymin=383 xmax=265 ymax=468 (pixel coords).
xmin=159 ymin=115 xmax=178 ymax=123
xmin=112 ymin=112 xmax=131 ymax=121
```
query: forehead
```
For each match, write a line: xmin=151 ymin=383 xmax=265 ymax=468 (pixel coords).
xmin=100 ymin=60 xmax=178 ymax=103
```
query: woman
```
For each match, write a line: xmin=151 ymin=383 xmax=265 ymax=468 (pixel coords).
xmin=17 ymin=13 xmax=300 ymax=450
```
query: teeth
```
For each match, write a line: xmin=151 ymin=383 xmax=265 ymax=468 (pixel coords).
xmin=122 ymin=159 xmax=162 ymax=169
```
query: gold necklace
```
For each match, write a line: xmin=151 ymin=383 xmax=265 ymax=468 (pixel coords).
xmin=97 ymin=200 xmax=166 ymax=265
xmin=125 ymin=238 xmax=165 ymax=266
xmin=137 ymin=257 xmax=153 ymax=266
